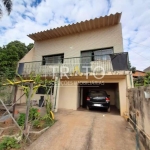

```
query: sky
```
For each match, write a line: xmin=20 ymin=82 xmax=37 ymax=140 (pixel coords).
xmin=0 ymin=0 xmax=150 ymax=71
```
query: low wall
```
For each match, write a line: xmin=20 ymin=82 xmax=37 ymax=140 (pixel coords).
xmin=128 ymin=86 xmax=150 ymax=149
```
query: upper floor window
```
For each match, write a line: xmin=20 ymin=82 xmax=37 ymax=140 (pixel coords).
xmin=80 ymin=48 xmax=113 ymax=72
xmin=42 ymin=53 xmax=64 ymax=65
xmin=81 ymin=48 xmax=113 ymax=61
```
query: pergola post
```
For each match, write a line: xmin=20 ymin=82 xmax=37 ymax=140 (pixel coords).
xmin=24 ymin=82 xmax=33 ymax=134
xmin=12 ymin=85 xmax=18 ymax=117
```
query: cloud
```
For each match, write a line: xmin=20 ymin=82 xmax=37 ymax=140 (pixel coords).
xmin=108 ymin=0 xmax=150 ymax=70
xmin=0 ymin=0 xmax=150 ymax=70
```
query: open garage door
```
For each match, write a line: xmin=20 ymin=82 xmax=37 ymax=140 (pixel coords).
xmin=78 ymin=83 xmax=120 ymax=115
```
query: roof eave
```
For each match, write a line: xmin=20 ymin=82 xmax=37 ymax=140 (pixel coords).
xmin=28 ymin=12 xmax=122 ymax=41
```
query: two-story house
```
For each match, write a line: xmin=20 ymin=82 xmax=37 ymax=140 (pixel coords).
xmin=17 ymin=12 xmax=133 ymax=116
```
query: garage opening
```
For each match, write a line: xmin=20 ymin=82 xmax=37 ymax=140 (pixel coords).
xmin=78 ymin=83 xmax=120 ymax=115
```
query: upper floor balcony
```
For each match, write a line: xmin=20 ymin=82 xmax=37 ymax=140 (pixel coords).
xmin=17 ymin=52 xmax=129 ymax=77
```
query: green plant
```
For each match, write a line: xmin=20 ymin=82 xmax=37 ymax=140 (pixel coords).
xmin=29 ymin=108 xmax=40 ymax=121
xmin=144 ymin=72 xmax=150 ymax=85
xmin=42 ymin=114 xmax=55 ymax=127
xmin=32 ymin=120 xmax=42 ymax=128
xmin=0 ymin=137 xmax=20 ymax=150
xmin=44 ymin=83 xmax=55 ymax=122
xmin=17 ymin=73 xmax=42 ymax=100
xmin=17 ymin=113 xmax=25 ymax=126
xmin=134 ymin=72 xmax=150 ymax=87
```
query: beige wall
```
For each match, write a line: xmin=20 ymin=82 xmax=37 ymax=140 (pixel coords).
xmin=16 ymin=86 xmax=55 ymax=105
xmin=58 ymin=75 xmax=129 ymax=116
xmin=28 ymin=24 xmax=123 ymax=62
xmin=16 ymin=71 xmax=132 ymax=115
xmin=16 ymin=71 xmax=132 ymax=116
xmin=19 ymin=47 xmax=34 ymax=63
xmin=16 ymin=87 xmax=26 ymax=104
xmin=58 ymin=82 xmax=78 ymax=110
xmin=106 ymin=89 xmax=115 ymax=105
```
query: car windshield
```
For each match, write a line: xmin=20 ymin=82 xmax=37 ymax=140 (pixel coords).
xmin=89 ymin=91 xmax=106 ymax=97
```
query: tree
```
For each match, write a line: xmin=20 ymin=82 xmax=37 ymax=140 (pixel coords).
xmin=134 ymin=77 xmax=144 ymax=87
xmin=0 ymin=0 xmax=12 ymax=18
xmin=0 ymin=48 xmax=18 ymax=79
xmin=27 ymin=43 xmax=34 ymax=52
xmin=144 ymin=72 xmax=150 ymax=85
xmin=6 ymin=41 xmax=28 ymax=59
xmin=134 ymin=72 xmax=150 ymax=87
xmin=131 ymin=67 xmax=136 ymax=73
xmin=129 ymin=61 xmax=136 ymax=73
xmin=0 ymin=40 xmax=34 ymax=104
xmin=0 ymin=41 xmax=34 ymax=80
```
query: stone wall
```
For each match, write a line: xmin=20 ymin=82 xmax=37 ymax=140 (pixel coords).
xmin=128 ymin=86 xmax=150 ymax=149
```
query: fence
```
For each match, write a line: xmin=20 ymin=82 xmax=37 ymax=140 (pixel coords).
xmin=128 ymin=86 xmax=150 ymax=149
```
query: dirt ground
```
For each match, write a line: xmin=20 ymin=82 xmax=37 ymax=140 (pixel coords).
xmin=27 ymin=107 xmax=144 ymax=150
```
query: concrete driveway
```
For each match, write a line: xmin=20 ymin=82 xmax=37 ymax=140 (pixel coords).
xmin=28 ymin=108 xmax=138 ymax=150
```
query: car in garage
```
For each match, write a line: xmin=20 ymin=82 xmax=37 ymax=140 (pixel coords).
xmin=86 ymin=90 xmax=110 ymax=112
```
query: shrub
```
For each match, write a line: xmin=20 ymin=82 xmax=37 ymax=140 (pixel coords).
xmin=29 ymin=108 xmax=40 ymax=121
xmin=42 ymin=114 xmax=55 ymax=127
xmin=0 ymin=137 xmax=20 ymax=150
xmin=32 ymin=120 xmax=42 ymax=128
xmin=17 ymin=113 xmax=25 ymax=126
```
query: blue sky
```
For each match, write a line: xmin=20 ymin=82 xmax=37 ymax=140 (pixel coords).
xmin=0 ymin=0 xmax=150 ymax=70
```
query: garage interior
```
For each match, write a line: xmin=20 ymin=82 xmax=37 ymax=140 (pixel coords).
xmin=78 ymin=83 xmax=120 ymax=114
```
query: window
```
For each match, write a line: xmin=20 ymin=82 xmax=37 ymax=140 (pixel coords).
xmin=81 ymin=48 xmax=113 ymax=61
xmin=80 ymin=48 xmax=113 ymax=72
xmin=36 ymin=83 xmax=54 ymax=95
xmin=94 ymin=49 xmax=113 ymax=60
xmin=42 ymin=54 xmax=64 ymax=65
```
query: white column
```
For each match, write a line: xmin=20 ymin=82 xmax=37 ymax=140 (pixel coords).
xmin=118 ymin=79 xmax=127 ymax=116
xmin=53 ymin=77 xmax=60 ymax=112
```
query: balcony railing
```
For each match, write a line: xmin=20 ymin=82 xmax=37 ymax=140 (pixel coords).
xmin=17 ymin=53 xmax=129 ymax=76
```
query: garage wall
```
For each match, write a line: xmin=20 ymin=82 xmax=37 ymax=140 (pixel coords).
xmin=77 ymin=86 xmax=81 ymax=108
xmin=98 ymin=84 xmax=117 ymax=106
xmin=58 ymin=77 xmax=127 ymax=116
xmin=114 ymin=88 xmax=120 ymax=109
xmin=58 ymin=82 xmax=78 ymax=110
xmin=106 ymin=89 xmax=115 ymax=105
xmin=16 ymin=74 xmax=130 ymax=116
xmin=118 ymin=79 xmax=126 ymax=115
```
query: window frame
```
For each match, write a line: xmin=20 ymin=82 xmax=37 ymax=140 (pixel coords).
xmin=42 ymin=53 xmax=64 ymax=65
xmin=81 ymin=47 xmax=114 ymax=61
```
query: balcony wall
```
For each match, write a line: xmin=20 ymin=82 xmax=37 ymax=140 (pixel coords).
xmin=17 ymin=53 xmax=129 ymax=76
xmin=19 ymin=60 xmax=113 ymax=76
